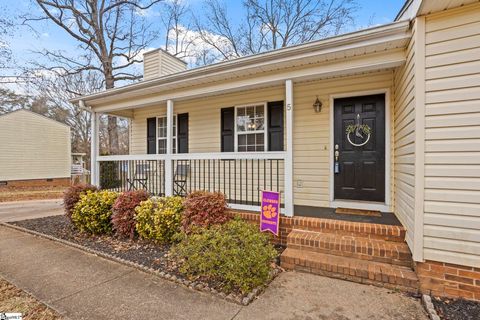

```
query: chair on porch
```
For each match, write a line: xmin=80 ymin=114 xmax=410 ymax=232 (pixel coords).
xmin=173 ymin=162 xmax=190 ymax=197
xmin=127 ymin=163 xmax=151 ymax=191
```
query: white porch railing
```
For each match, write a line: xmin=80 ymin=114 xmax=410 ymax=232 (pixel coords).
xmin=96 ymin=152 xmax=289 ymax=214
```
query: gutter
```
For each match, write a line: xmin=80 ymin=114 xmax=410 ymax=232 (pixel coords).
xmin=70 ymin=20 xmax=410 ymax=105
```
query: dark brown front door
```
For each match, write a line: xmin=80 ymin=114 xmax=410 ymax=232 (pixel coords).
xmin=334 ymin=94 xmax=385 ymax=202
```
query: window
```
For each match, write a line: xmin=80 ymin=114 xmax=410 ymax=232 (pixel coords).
xmin=157 ymin=115 xmax=177 ymax=154
xmin=235 ymin=104 xmax=266 ymax=152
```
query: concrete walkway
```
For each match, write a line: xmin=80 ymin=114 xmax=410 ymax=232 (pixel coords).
xmin=0 ymin=226 xmax=428 ymax=320
xmin=0 ymin=199 xmax=63 ymax=222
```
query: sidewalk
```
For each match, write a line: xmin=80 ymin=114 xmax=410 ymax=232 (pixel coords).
xmin=0 ymin=225 xmax=428 ymax=320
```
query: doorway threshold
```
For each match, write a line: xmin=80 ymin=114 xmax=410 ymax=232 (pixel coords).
xmin=294 ymin=205 xmax=402 ymax=226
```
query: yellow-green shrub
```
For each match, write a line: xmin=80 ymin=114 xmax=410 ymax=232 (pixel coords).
xmin=172 ymin=218 xmax=278 ymax=293
xmin=72 ymin=190 xmax=118 ymax=234
xmin=135 ymin=196 xmax=184 ymax=243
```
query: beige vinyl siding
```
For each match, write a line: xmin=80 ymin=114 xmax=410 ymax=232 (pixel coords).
xmin=393 ymin=21 xmax=416 ymax=250
xmin=129 ymin=71 xmax=395 ymax=210
xmin=423 ymin=3 xmax=480 ymax=267
xmin=0 ymin=110 xmax=71 ymax=181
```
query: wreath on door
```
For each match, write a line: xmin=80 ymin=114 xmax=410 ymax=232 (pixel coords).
xmin=346 ymin=114 xmax=371 ymax=147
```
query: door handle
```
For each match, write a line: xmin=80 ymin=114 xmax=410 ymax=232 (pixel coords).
xmin=334 ymin=144 xmax=340 ymax=174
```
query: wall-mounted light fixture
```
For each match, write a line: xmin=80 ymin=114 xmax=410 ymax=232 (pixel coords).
xmin=313 ymin=96 xmax=322 ymax=113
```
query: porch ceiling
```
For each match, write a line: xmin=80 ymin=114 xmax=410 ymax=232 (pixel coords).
xmin=74 ymin=21 xmax=411 ymax=113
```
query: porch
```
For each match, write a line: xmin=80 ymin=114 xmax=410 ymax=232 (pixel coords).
xmin=96 ymin=152 xmax=287 ymax=211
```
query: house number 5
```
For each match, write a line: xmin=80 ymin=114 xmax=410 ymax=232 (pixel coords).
xmin=287 ymin=104 xmax=292 ymax=111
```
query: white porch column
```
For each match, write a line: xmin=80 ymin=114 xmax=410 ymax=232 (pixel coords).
xmin=284 ymin=80 xmax=294 ymax=216
xmin=90 ymin=111 xmax=100 ymax=186
xmin=165 ymin=99 xmax=174 ymax=196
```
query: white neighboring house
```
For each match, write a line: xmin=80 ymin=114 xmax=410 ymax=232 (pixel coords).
xmin=0 ymin=109 xmax=71 ymax=187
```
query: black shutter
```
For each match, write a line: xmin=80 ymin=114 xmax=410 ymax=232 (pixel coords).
xmin=268 ymin=101 xmax=284 ymax=151
xmin=221 ymin=107 xmax=235 ymax=152
xmin=178 ymin=113 xmax=189 ymax=153
xmin=147 ymin=117 xmax=157 ymax=154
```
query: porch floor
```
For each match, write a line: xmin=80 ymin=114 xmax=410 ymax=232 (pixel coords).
xmin=294 ymin=205 xmax=403 ymax=226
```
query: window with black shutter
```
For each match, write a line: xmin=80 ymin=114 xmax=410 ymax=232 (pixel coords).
xmin=221 ymin=107 xmax=235 ymax=152
xmin=146 ymin=117 xmax=156 ymax=154
xmin=267 ymin=101 xmax=284 ymax=151
xmin=177 ymin=113 xmax=189 ymax=153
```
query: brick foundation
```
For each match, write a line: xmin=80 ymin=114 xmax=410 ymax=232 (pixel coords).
xmin=230 ymin=210 xmax=480 ymax=301
xmin=0 ymin=178 xmax=71 ymax=189
xmin=416 ymin=260 xmax=480 ymax=301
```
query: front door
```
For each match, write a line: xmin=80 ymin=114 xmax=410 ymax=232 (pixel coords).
xmin=334 ymin=94 xmax=385 ymax=202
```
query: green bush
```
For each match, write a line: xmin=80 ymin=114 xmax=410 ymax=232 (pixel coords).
xmin=72 ymin=190 xmax=119 ymax=234
xmin=63 ymin=184 xmax=98 ymax=221
xmin=99 ymin=161 xmax=121 ymax=189
xmin=172 ymin=218 xmax=277 ymax=293
xmin=135 ymin=196 xmax=184 ymax=243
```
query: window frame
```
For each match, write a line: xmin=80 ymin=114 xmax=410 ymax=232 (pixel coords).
xmin=234 ymin=102 xmax=268 ymax=152
xmin=156 ymin=114 xmax=178 ymax=154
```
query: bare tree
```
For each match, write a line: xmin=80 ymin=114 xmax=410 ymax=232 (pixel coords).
xmin=0 ymin=88 xmax=31 ymax=114
xmin=23 ymin=0 xmax=162 ymax=154
xmin=161 ymin=0 xmax=194 ymax=59
xmin=0 ymin=6 xmax=14 ymax=69
xmin=195 ymin=0 xmax=357 ymax=61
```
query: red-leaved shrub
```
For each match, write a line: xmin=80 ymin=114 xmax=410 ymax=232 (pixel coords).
xmin=182 ymin=191 xmax=229 ymax=233
xmin=63 ymin=184 xmax=98 ymax=221
xmin=111 ymin=190 xmax=149 ymax=238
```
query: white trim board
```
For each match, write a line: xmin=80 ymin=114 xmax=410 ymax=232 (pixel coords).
xmin=328 ymin=88 xmax=392 ymax=212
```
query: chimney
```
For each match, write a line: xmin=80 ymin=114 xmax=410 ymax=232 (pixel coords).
xmin=143 ymin=49 xmax=187 ymax=80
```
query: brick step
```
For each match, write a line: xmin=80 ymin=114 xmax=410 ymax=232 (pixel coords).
xmin=287 ymin=229 xmax=413 ymax=267
xmin=281 ymin=248 xmax=419 ymax=293
xmin=293 ymin=217 xmax=406 ymax=242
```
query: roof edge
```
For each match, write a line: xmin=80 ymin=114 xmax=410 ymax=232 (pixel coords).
xmin=71 ymin=20 xmax=410 ymax=105
xmin=0 ymin=108 xmax=71 ymax=129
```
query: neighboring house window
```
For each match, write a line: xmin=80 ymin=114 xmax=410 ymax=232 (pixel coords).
xmin=157 ymin=115 xmax=177 ymax=154
xmin=235 ymin=104 xmax=266 ymax=152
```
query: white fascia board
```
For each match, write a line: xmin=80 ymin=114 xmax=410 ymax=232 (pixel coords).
xmin=93 ymin=49 xmax=406 ymax=113
xmin=72 ymin=21 xmax=410 ymax=106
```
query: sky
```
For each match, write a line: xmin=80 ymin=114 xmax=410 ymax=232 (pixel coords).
xmin=0 ymin=0 xmax=406 ymax=91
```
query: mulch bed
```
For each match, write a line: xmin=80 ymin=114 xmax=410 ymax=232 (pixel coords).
xmin=10 ymin=215 xmax=283 ymax=301
xmin=11 ymin=215 xmax=179 ymax=277
xmin=432 ymin=296 xmax=480 ymax=320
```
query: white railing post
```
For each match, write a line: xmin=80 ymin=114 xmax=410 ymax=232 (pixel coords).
xmin=90 ymin=111 xmax=100 ymax=186
xmin=285 ymin=80 xmax=294 ymax=216
xmin=165 ymin=100 xmax=174 ymax=196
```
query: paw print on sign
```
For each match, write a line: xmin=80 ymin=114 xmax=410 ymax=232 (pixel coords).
xmin=262 ymin=204 xmax=277 ymax=219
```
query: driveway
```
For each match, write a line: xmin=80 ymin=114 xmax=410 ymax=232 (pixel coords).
xmin=0 ymin=199 xmax=63 ymax=222
xmin=0 ymin=225 xmax=428 ymax=320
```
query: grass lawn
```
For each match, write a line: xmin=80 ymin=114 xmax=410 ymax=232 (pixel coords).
xmin=0 ymin=186 xmax=65 ymax=202
xmin=0 ymin=276 xmax=62 ymax=319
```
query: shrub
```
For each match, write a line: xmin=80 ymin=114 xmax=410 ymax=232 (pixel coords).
xmin=135 ymin=196 xmax=184 ymax=243
xmin=172 ymin=218 xmax=277 ymax=293
xmin=182 ymin=191 xmax=229 ymax=233
xmin=72 ymin=190 xmax=118 ymax=234
xmin=111 ymin=190 xmax=149 ymax=239
xmin=63 ymin=184 xmax=98 ymax=221
xmin=99 ymin=161 xmax=121 ymax=189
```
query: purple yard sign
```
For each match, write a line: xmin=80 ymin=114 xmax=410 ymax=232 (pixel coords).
xmin=260 ymin=191 xmax=280 ymax=235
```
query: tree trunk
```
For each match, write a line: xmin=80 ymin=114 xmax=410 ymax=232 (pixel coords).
xmin=105 ymin=75 xmax=119 ymax=155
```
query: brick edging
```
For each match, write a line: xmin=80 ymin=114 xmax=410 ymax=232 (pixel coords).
xmin=1 ymin=222 xmax=281 ymax=306
xmin=422 ymin=295 xmax=441 ymax=320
